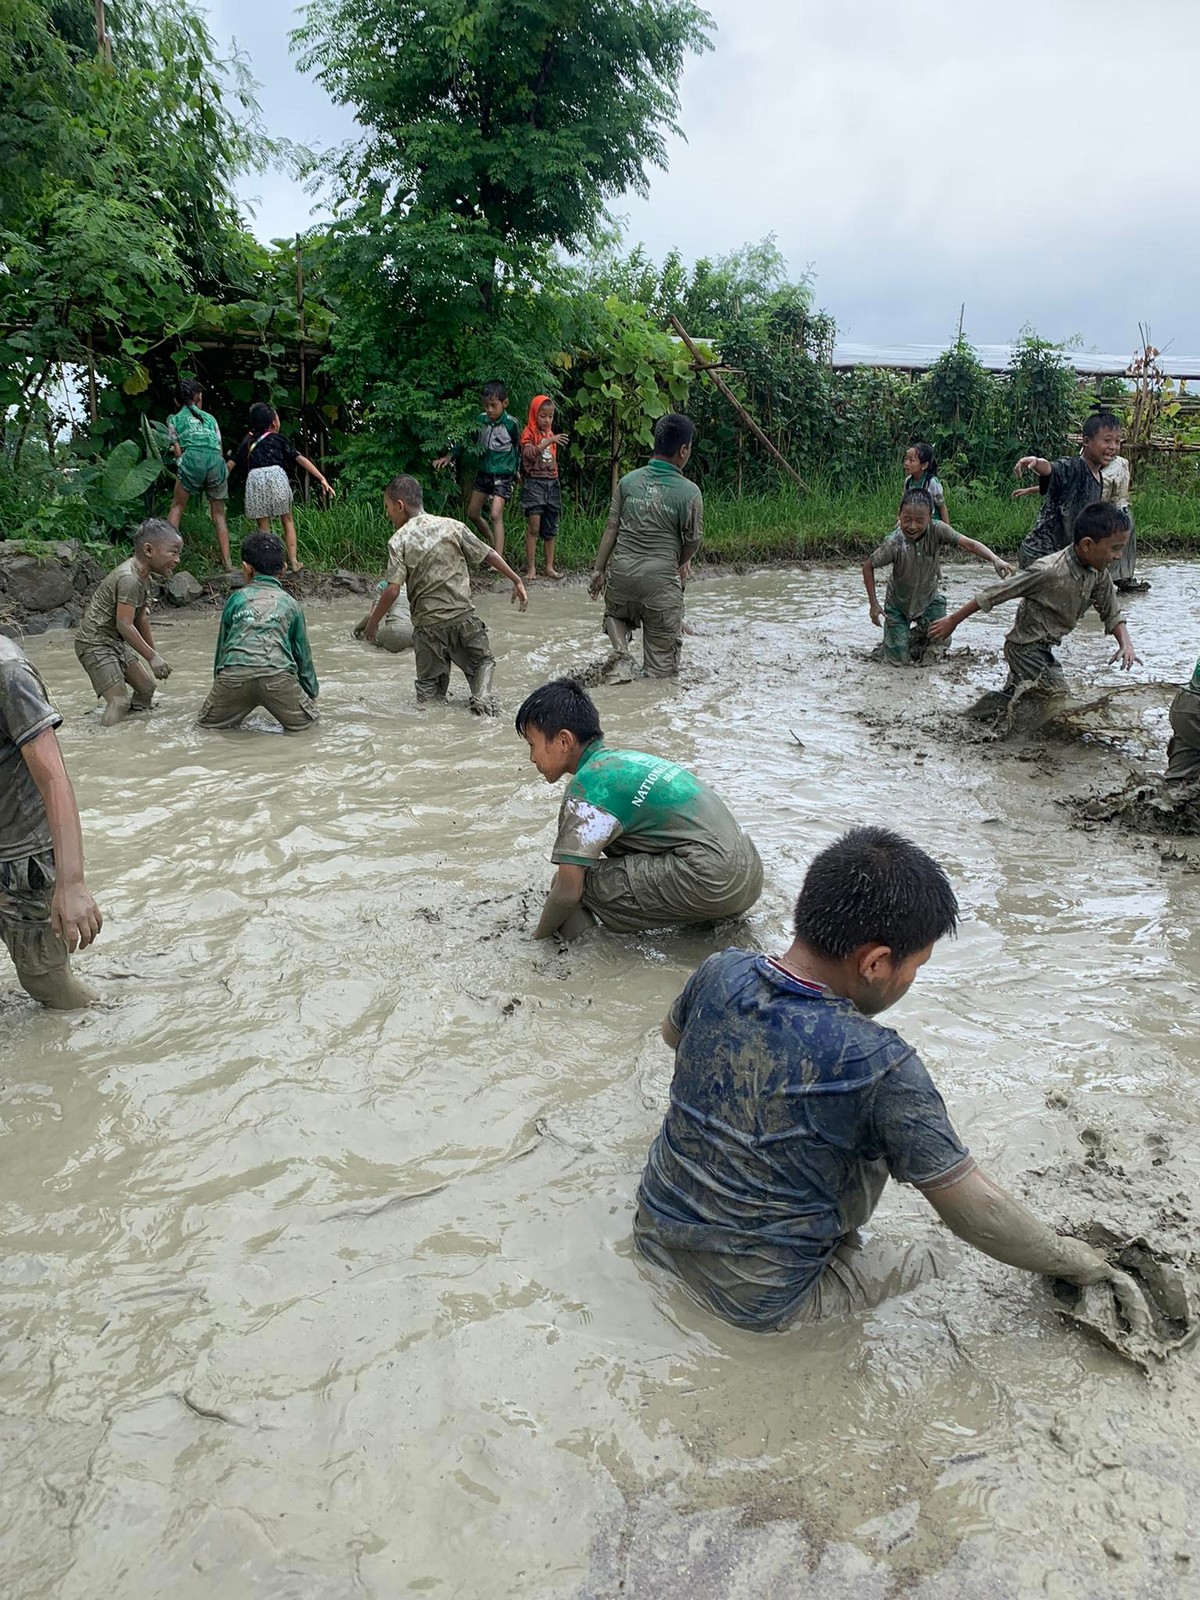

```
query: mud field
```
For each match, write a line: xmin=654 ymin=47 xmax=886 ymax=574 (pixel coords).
xmin=3 ymin=558 xmax=1200 ymax=1600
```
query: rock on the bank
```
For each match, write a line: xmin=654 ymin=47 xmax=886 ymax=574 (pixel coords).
xmin=0 ymin=541 xmax=105 ymax=638
xmin=164 ymin=571 xmax=205 ymax=605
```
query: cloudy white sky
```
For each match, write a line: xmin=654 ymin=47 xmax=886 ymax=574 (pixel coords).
xmin=207 ymin=0 xmax=1197 ymax=355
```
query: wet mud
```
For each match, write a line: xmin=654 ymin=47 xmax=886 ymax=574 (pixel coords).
xmin=3 ymin=557 xmax=1200 ymax=1599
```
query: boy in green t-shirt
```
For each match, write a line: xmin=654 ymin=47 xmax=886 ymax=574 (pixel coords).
xmin=165 ymin=378 xmax=234 ymax=571
xmin=197 ymin=532 xmax=319 ymax=732
xmin=515 ymin=677 xmax=762 ymax=939
xmin=433 ymin=379 xmax=521 ymax=555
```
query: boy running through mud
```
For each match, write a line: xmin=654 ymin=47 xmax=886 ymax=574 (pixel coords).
xmin=635 ymin=826 xmax=1152 ymax=1333
xmin=928 ymin=502 xmax=1139 ymax=711
xmin=360 ymin=475 xmax=527 ymax=715
xmin=197 ymin=532 xmax=320 ymax=732
xmin=589 ymin=413 xmax=703 ymax=681
xmin=517 ymin=677 xmax=762 ymax=939
xmin=862 ymin=488 xmax=1013 ymax=665
xmin=1014 ymin=412 xmax=1121 ymax=568
xmin=74 ymin=518 xmax=182 ymax=725
xmin=1 ymin=637 xmax=102 ymax=1008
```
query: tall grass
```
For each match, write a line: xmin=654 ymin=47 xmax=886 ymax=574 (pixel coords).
xmin=165 ymin=474 xmax=1200 ymax=575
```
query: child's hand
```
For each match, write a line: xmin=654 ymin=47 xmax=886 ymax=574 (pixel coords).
xmin=678 ymin=559 xmax=692 ymax=585
xmin=926 ymin=617 xmax=955 ymax=643
xmin=321 ymin=479 xmax=335 ymax=499
xmin=993 ymin=558 xmax=1015 ymax=577
xmin=432 ymin=454 xmax=452 ymax=471
xmin=1110 ymin=640 xmax=1141 ymax=671
xmin=869 ymin=604 xmax=883 ymax=627
xmin=588 ymin=570 xmax=606 ymax=600
xmin=511 ymin=578 xmax=528 ymax=612
xmin=552 ymin=432 xmax=570 ymax=446
xmin=150 ymin=653 xmax=172 ymax=680
xmin=1010 ymin=485 xmax=1039 ymax=500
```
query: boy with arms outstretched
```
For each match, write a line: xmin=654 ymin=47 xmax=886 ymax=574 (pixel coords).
xmin=74 ymin=518 xmax=182 ymax=725
xmin=862 ymin=488 xmax=1013 ymax=665
xmin=1 ymin=637 xmax=102 ymax=1008
xmin=517 ymin=677 xmax=762 ymax=939
xmin=635 ymin=826 xmax=1151 ymax=1333
xmin=928 ymin=502 xmax=1139 ymax=705
xmin=1014 ymin=412 xmax=1121 ymax=569
xmin=197 ymin=532 xmax=319 ymax=732
xmin=360 ymin=475 xmax=527 ymax=715
xmin=433 ymin=380 xmax=522 ymax=554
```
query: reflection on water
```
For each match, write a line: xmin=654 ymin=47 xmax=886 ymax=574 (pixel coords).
xmin=3 ymin=560 xmax=1199 ymax=1598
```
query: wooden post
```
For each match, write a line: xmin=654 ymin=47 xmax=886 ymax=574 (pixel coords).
xmin=296 ymin=235 xmax=309 ymax=501
xmin=669 ymin=315 xmax=808 ymax=491
xmin=94 ymin=0 xmax=111 ymax=61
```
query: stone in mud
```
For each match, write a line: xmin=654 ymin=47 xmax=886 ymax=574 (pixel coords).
xmin=0 ymin=552 xmax=76 ymax=613
xmin=332 ymin=569 xmax=372 ymax=595
xmin=203 ymin=570 xmax=245 ymax=594
xmin=18 ymin=605 xmax=78 ymax=635
xmin=164 ymin=571 xmax=204 ymax=606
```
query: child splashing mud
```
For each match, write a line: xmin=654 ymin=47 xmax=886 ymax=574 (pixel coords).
xmin=74 ymin=518 xmax=182 ymax=726
xmin=863 ymin=488 xmax=1013 ymax=665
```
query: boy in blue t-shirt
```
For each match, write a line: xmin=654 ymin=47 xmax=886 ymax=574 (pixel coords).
xmin=636 ymin=826 xmax=1152 ymax=1334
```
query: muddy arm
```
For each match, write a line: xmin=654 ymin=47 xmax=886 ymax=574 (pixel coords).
xmin=956 ymin=534 xmax=1014 ymax=576
xmin=533 ymin=864 xmax=586 ymax=940
xmin=362 ymin=582 xmax=403 ymax=642
xmin=862 ymin=560 xmax=882 ymax=623
xmin=21 ymin=729 xmax=102 ymax=951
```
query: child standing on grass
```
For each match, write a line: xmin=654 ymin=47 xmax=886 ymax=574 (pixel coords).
xmin=928 ymin=502 xmax=1139 ymax=711
xmin=74 ymin=518 xmax=182 ymax=726
xmin=902 ymin=443 xmax=949 ymax=524
xmin=863 ymin=488 xmax=1013 ymax=666
xmin=521 ymin=394 xmax=568 ymax=580
xmin=197 ymin=532 xmax=319 ymax=733
xmin=359 ymin=474 xmax=527 ymax=715
xmin=166 ymin=379 xmax=233 ymax=571
xmin=230 ymin=402 xmax=334 ymax=574
xmin=433 ymin=380 xmax=522 ymax=554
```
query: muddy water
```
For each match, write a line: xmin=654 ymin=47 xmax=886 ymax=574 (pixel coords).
xmin=4 ymin=558 xmax=1200 ymax=1599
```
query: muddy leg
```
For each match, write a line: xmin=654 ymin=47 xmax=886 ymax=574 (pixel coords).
xmin=467 ymin=659 xmax=497 ymax=717
xmin=281 ymin=511 xmax=301 ymax=571
xmin=124 ymin=656 xmax=156 ymax=712
xmin=465 ymin=490 xmax=492 ymax=546
xmin=209 ymin=497 xmax=233 ymax=570
xmin=489 ymin=496 xmax=506 ymax=556
xmin=524 ymin=515 xmax=540 ymax=580
xmin=99 ymin=684 xmax=131 ymax=726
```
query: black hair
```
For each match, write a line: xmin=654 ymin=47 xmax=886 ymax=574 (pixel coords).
xmin=514 ymin=677 xmax=604 ymax=744
xmin=249 ymin=401 xmax=277 ymax=434
xmin=178 ymin=377 xmax=205 ymax=421
xmin=385 ymin=474 xmax=424 ymax=509
xmin=481 ymin=380 xmax=508 ymax=403
xmin=899 ymin=487 xmax=934 ymax=517
xmin=653 ymin=412 xmax=695 ymax=458
xmin=792 ymin=826 xmax=958 ymax=962
xmin=241 ymin=531 xmax=286 ymax=575
xmin=1082 ymin=412 xmax=1121 ymax=439
xmin=135 ymin=517 xmax=181 ymax=550
xmin=908 ymin=441 xmax=937 ymax=475
xmin=1073 ymin=501 xmax=1123 ymax=545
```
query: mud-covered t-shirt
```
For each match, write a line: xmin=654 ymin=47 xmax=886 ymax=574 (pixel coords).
xmin=870 ymin=523 xmax=963 ymax=619
xmin=167 ymin=405 xmax=222 ymax=457
xmin=75 ymin=558 xmax=150 ymax=649
xmin=604 ymin=459 xmax=704 ymax=590
xmin=974 ymin=544 xmax=1125 ymax=647
xmin=385 ymin=512 xmax=491 ymax=627
xmin=551 ymin=741 xmax=749 ymax=866
xmin=1019 ymin=455 xmax=1103 ymax=565
xmin=0 ymin=636 xmax=60 ymax=862
xmin=212 ymin=575 xmax=318 ymax=698
xmin=636 ymin=950 xmax=974 ymax=1329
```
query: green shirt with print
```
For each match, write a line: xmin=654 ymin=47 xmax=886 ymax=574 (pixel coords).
xmin=168 ymin=405 xmax=222 ymax=459
xmin=212 ymin=575 xmax=318 ymax=699
xmin=460 ymin=411 xmax=521 ymax=476
xmin=603 ymin=458 xmax=704 ymax=594
xmin=551 ymin=741 xmax=749 ymax=867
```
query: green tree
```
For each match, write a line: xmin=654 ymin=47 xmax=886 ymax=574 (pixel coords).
xmin=1001 ymin=331 xmax=1079 ymax=462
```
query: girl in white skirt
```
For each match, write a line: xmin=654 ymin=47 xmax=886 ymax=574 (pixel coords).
xmin=230 ymin=402 xmax=334 ymax=572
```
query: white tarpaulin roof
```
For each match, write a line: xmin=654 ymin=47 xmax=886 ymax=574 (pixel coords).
xmin=829 ymin=341 xmax=1200 ymax=380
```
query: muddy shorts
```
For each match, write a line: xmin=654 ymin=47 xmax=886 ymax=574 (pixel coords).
xmin=1001 ymin=639 xmax=1067 ymax=696
xmin=521 ymin=478 xmax=561 ymax=540
xmin=197 ymin=670 xmax=318 ymax=732
xmin=413 ymin=614 xmax=493 ymax=704
xmin=1167 ymin=687 xmax=1200 ymax=785
xmin=635 ymin=1211 xmax=950 ymax=1329
xmin=472 ymin=472 xmax=515 ymax=503
xmin=604 ymin=579 xmax=686 ymax=679
xmin=581 ymin=834 xmax=763 ymax=934
xmin=244 ymin=464 xmax=292 ymax=520
xmin=0 ymin=851 xmax=69 ymax=982
xmin=177 ymin=448 xmax=229 ymax=500
xmin=882 ymin=593 xmax=946 ymax=666
xmin=74 ymin=638 xmax=146 ymax=698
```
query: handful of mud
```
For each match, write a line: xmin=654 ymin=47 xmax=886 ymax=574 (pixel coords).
xmin=1054 ymin=1227 xmax=1199 ymax=1372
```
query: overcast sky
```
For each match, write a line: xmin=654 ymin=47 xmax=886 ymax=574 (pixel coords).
xmin=208 ymin=0 xmax=1197 ymax=355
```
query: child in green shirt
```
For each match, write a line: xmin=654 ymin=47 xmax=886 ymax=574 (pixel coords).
xmin=166 ymin=379 xmax=234 ymax=571
xmin=433 ymin=379 xmax=521 ymax=554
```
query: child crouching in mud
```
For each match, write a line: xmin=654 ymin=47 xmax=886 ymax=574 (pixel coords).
xmin=516 ymin=677 xmax=762 ymax=939
xmin=863 ymin=488 xmax=1013 ymax=665
xmin=928 ymin=502 xmax=1139 ymax=715
xmin=634 ymin=826 xmax=1153 ymax=1337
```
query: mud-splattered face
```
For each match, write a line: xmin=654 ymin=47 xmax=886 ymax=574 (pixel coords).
xmin=524 ymin=727 xmax=579 ymax=784
xmin=1076 ymin=529 xmax=1130 ymax=573
xmin=852 ymin=941 xmax=933 ymax=1016
xmin=143 ymin=536 xmax=183 ymax=578
xmin=898 ymin=502 xmax=933 ymax=542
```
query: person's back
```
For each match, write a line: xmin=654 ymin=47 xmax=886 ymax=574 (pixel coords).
xmin=218 ymin=576 xmax=310 ymax=680
xmin=389 ymin=511 xmax=488 ymax=628
xmin=608 ymin=459 xmax=703 ymax=586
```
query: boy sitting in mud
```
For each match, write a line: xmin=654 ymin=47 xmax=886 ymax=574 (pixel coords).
xmin=516 ymin=677 xmax=762 ymax=939
xmin=74 ymin=518 xmax=182 ymax=725
xmin=1 ymin=636 xmax=103 ymax=1008
xmin=359 ymin=474 xmax=527 ymax=715
xmin=635 ymin=825 xmax=1151 ymax=1333
xmin=927 ymin=502 xmax=1139 ymax=714
xmin=197 ymin=532 xmax=319 ymax=732
xmin=862 ymin=488 xmax=1013 ymax=665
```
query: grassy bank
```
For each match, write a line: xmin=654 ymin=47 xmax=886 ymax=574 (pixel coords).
xmin=166 ymin=477 xmax=1200 ymax=575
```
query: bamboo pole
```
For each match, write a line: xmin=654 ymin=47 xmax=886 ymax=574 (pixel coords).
xmin=669 ymin=315 xmax=808 ymax=491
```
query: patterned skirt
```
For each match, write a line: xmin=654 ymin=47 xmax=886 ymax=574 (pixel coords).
xmin=245 ymin=465 xmax=292 ymax=519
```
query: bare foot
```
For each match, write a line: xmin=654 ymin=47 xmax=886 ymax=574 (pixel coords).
xmin=523 ymin=570 xmax=536 ymax=582
xmin=544 ymin=569 xmax=564 ymax=580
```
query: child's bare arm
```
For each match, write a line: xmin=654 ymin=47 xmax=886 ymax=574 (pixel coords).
xmin=1015 ymin=456 xmax=1052 ymax=480
xmin=20 ymin=730 xmax=102 ymax=951
xmin=861 ymin=560 xmax=883 ymax=625
xmin=534 ymin=864 xmax=586 ymax=940
xmin=957 ymin=534 xmax=1014 ymax=577
xmin=296 ymin=454 xmax=334 ymax=496
xmin=484 ymin=549 xmax=528 ymax=610
xmin=361 ymin=581 xmax=403 ymax=643
xmin=1108 ymin=622 xmax=1140 ymax=671
xmin=927 ymin=598 xmax=980 ymax=642
xmin=116 ymin=603 xmax=169 ymax=676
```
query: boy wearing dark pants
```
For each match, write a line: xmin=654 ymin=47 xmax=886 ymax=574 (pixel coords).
xmin=1014 ymin=412 xmax=1121 ymax=569
xmin=929 ymin=503 xmax=1139 ymax=705
xmin=862 ymin=488 xmax=1012 ymax=665
xmin=433 ymin=380 xmax=522 ymax=554
xmin=1166 ymin=653 xmax=1200 ymax=786
xmin=74 ymin=518 xmax=182 ymax=725
xmin=635 ymin=827 xmax=1151 ymax=1333
xmin=360 ymin=475 xmax=527 ymax=715
xmin=197 ymin=532 xmax=319 ymax=732
xmin=516 ymin=678 xmax=762 ymax=940
xmin=1 ymin=637 xmax=102 ymax=1008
